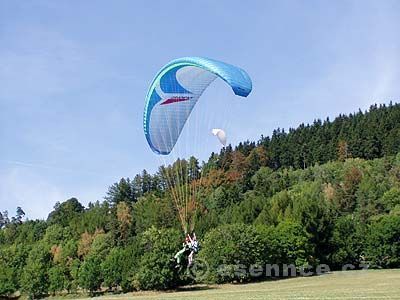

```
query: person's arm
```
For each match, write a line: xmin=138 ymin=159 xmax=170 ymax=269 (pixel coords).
xmin=187 ymin=234 xmax=193 ymax=243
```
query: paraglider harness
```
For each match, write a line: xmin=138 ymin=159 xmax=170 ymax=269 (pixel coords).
xmin=190 ymin=238 xmax=199 ymax=254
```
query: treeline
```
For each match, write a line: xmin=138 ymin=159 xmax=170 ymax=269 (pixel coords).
xmin=255 ymin=101 xmax=400 ymax=170
xmin=1 ymin=103 xmax=400 ymax=298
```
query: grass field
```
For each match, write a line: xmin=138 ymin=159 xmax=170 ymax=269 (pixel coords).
xmin=64 ymin=269 xmax=400 ymax=300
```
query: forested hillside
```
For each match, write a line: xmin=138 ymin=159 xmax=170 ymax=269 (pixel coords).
xmin=1 ymin=103 xmax=400 ymax=298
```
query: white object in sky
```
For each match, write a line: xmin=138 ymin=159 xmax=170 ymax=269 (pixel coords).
xmin=211 ymin=129 xmax=227 ymax=146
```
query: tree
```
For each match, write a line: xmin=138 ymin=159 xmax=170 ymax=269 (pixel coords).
xmin=0 ymin=252 xmax=17 ymax=297
xmin=77 ymin=231 xmax=94 ymax=258
xmin=133 ymin=194 xmax=177 ymax=234
xmin=365 ymin=215 xmax=400 ymax=268
xmin=120 ymin=241 xmax=141 ymax=292
xmin=0 ymin=244 xmax=29 ymax=294
xmin=47 ymin=198 xmax=84 ymax=227
xmin=336 ymin=164 xmax=363 ymax=213
xmin=135 ymin=227 xmax=181 ymax=290
xmin=230 ymin=151 xmax=248 ymax=178
xmin=89 ymin=231 xmax=113 ymax=258
xmin=141 ymin=169 xmax=153 ymax=194
xmin=252 ymin=167 xmax=288 ymax=197
xmin=116 ymin=202 xmax=132 ymax=242
xmin=102 ymin=248 xmax=124 ymax=290
xmin=15 ymin=206 xmax=25 ymax=224
xmin=21 ymin=243 xmax=51 ymax=298
xmin=328 ymin=215 xmax=362 ymax=268
xmin=106 ymin=178 xmax=137 ymax=206
xmin=198 ymin=224 xmax=266 ymax=283
xmin=48 ymin=265 xmax=67 ymax=295
xmin=68 ymin=259 xmax=81 ymax=293
xmin=337 ymin=140 xmax=349 ymax=161
xmin=289 ymin=181 xmax=334 ymax=262
xmin=43 ymin=224 xmax=66 ymax=246
xmin=188 ymin=156 xmax=200 ymax=181
xmin=272 ymin=220 xmax=314 ymax=269
xmin=78 ymin=255 xmax=102 ymax=294
xmin=71 ymin=201 xmax=109 ymax=234
xmin=0 ymin=211 xmax=9 ymax=228
xmin=380 ymin=187 xmax=400 ymax=212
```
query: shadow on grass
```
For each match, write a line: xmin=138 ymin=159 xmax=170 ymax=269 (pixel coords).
xmin=226 ymin=270 xmax=332 ymax=286
xmin=174 ymin=284 xmax=217 ymax=293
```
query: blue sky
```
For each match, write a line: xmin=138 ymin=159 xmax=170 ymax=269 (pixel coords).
xmin=1 ymin=0 xmax=399 ymax=220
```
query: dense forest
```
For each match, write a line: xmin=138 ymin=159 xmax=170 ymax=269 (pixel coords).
xmin=1 ymin=103 xmax=400 ymax=298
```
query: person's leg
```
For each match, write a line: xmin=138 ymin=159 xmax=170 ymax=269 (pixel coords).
xmin=188 ymin=251 xmax=194 ymax=266
xmin=174 ymin=248 xmax=186 ymax=264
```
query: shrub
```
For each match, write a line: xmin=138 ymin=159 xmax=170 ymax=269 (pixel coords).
xmin=21 ymin=243 xmax=51 ymax=298
xmin=102 ymin=247 xmax=124 ymax=290
xmin=199 ymin=221 xmax=314 ymax=284
xmin=0 ymin=259 xmax=16 ymax=297
xmin=365 ymin=215 xmax=400 ymax=268
xmin=328 ymin=215 xmax=363 ymax=268
xmin=48 ymin=265 xmax=67 ymax=295
xmin=78 ymin=255 xmax=102 ymax=294
xmin=134 ymin=227 xmax=181 ymax=290
xmin=272 ymin=220 xmax=315 ymax=268
xmin=198 ymin=223 xmax=265 ymax=283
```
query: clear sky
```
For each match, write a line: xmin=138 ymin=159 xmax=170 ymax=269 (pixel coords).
xmin=1 ymin=0 xmax=399 ymax=220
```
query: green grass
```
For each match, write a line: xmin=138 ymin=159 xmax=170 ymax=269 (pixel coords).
xmin=59 ymin=269 xmax=400 ymax=300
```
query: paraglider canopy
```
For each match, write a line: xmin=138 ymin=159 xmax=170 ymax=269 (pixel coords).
xmin=211 ymin=128 xmax=227 ymax=146
xmin=143 ymin=57 xmax=252 ymax=155
xmin=143 ymin=56 xmax=252 ymax=234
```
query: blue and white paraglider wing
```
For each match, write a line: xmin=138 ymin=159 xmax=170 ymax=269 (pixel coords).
xmin=143 ymin=57 xmax=252 ymax=155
